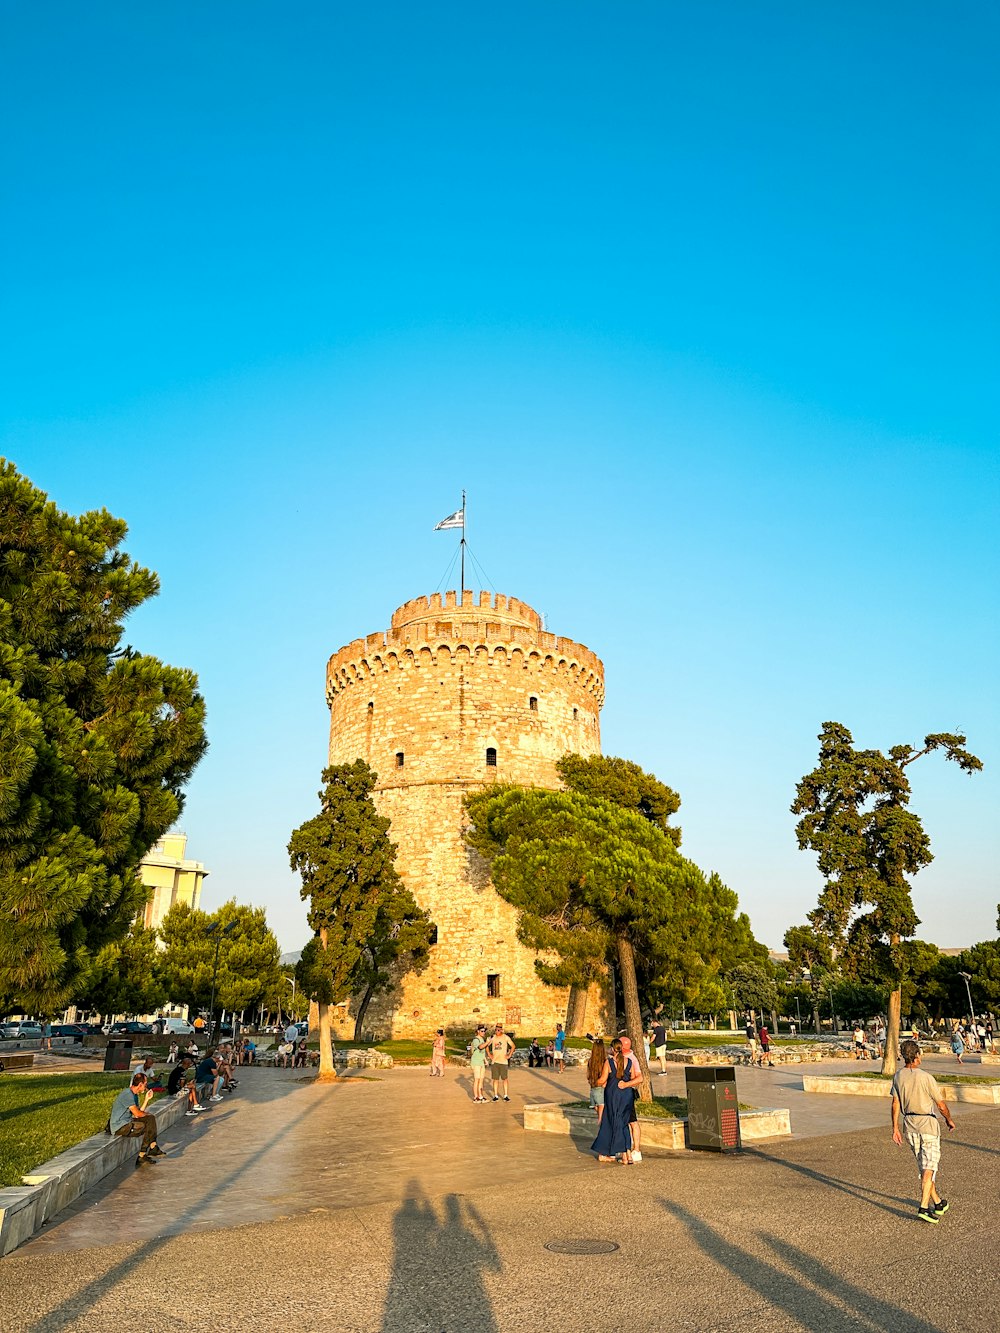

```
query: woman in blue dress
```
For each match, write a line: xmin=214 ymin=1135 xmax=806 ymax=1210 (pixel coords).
xmin=591 ymin=1038 xmax=636 ymax=1163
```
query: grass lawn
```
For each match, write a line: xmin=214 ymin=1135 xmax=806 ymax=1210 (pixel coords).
xmin=0 ymin=1072 xmax=136 ymax=1188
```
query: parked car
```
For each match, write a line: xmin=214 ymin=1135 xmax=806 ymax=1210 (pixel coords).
xmin=1 ymin=1021 xmax=44 ymax=1039
xmin=104 ymin=1021 xmax=154 ymax=1036
xmin=161 ymin=1017 xmax=196 ymax=1036
xmin=49 ymin=1023 xmax=89 ymax=1038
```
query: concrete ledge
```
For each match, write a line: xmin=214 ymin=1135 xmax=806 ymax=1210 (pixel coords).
xmin=0 ymin=1053 xmax=34 ymax=1073
xmin=802 ymin=1074 xmax=1000 ymax=1104
xmin=523 ymin=1102 xmax=791 ymax=1149
xmin=0 ymin=1092 xmax=190 ymax=1257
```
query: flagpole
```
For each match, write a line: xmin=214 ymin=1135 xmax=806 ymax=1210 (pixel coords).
xmin=460 ymin=490 xmax=466 ymax=597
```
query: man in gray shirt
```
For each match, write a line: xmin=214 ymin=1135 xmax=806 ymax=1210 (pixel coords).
xmin=109 ymin=1073 xmax=165 ymax=1166
xmin=890 ymin=1040 xmax=955 ymax=1224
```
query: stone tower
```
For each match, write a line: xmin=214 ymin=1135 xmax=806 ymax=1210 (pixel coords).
xmin=325 ymin=589 xmax=607 ymax=1039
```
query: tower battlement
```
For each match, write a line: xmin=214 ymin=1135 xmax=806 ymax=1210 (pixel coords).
xmin=327 ymin=591 xmax=604 ymax=705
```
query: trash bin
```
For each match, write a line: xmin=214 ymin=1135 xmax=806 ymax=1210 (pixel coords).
xmin=104 ymin=1038 xmax=133 ymax=1072
xmin=685 ymin=1066 xmax=741 ymax=1152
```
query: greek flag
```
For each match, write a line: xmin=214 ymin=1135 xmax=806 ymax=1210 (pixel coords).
xmin=434 ymin=509 xmax=464 ymax=531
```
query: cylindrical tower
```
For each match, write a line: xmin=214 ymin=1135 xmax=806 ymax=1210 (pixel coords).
xmin=325 ymin=589 xmax=606 ymax=1038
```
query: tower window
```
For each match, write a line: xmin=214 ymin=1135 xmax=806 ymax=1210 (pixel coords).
xmin=486 ymin=747 xmax=497 ymax=767
xmin=367 ymin=701 xmax=374 ymax=714
xmin=573 ymin=708 xmax=578 ymax=720
xmin=396 ymin=752 xmax=405 ymax=768
xmin=487 ymin=973 xmax=501 ymax=998
xmin=529 ymin=696 xmax=538 ymax=711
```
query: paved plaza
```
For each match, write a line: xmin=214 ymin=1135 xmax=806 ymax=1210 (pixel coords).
xmin=2 ymin=1054 xmax=997 ymax=1331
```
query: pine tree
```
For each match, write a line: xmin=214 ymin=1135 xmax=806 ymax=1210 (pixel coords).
xmin=0 ymin=461 xmax=207 ymax=1013
xmin=288 ymin=761 xmax=432 ymax=1078
xmin=159 ymin=900 xmax=282 ymax=1022
xmin=465 ymin=756 xmax=751 ymax=1101
xmin=792 ymin=721 xmax=982 ymax=1074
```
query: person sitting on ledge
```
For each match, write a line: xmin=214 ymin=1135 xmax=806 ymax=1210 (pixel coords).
xmin=527 ymin=1037 xmax=545 ymax=1068
xmin=109 ymin=1073 xmax=166 ymax=1166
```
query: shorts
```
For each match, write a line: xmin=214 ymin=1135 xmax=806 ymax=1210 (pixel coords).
xmin=491 ymin=1062 xmax=509 ymax=1079
xmin=589 ymin=1085 xmax=605 ymax=1108
xmin=904 ymin=1127 xmax=941 ymax=1174
xmin=654 ymin=1045 xmax=666 ymax=1061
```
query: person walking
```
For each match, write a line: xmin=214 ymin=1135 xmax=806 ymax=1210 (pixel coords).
xmin=431 ymin=1029 xmax=446 ymax=1077
xmin=591 ymin=1039 xmax=634 ymax=1163
xmin=587 ymin=1038 xmax=608 ymax=1126
xmin=745 ymin=1015 xmax=758 ymax=1067
xmin=758 ymin=1023 xmax=774 ymax=1067
xmin=891 ymin=1040 xmax=955 ymax=1224
xmin=650 ymin=1018 xmax=668 ymax=1074
xmin=487 ymin=1023 xmax=516 ymax=1102
xmin=469 ymin=1024 xmax=488 ymax=1102
xmin=950 ymin=1027 xmax=965 ymax=1064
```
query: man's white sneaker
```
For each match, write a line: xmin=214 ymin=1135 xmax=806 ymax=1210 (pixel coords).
xmin=210 ymin=1094 xmax=224 ymax=1102
xmin=631 ymin=1151 xmax=643 ymax=1162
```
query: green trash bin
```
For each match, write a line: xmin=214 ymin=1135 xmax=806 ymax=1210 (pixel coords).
xmin=104 ymin=1038 xmax=133 ymax=1072
xmin=685 ymin=1066 xmax=741 ymax=1152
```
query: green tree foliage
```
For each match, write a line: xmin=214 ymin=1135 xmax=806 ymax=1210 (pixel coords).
xmin=725 ymin=962 xmax=779 ymax=1018
xmin=0 ymin=462 xmax=207 ymax=1012
xmin=555 ymin=754 xmax=682 ymax=843
xmin=288 ymin=762 xmax=433 ymax=1073
xmin=77 ymin=923 xmax=166 ymax=1020
xmin=467 ymin=757 xmax=760 ymax=1099
xmin=783 ymin=923 xmax=834 ymax=1033
xmin=959 ymin=909 xmax=1000 ymax=1014
xmin=792 ymin=721 xmax=982 ymax=1073
xmin=159 ymin=900 xmax=281 ymax=1019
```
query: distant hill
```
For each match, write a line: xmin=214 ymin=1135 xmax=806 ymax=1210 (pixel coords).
xmin=280 ymin=950 xmax=303 ymax=966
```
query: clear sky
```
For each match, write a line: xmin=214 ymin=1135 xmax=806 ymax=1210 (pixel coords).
xmin=3 ymin=3 xmax=997 ymax=955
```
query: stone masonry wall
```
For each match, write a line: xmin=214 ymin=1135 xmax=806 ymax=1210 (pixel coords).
xmin=325 ymin=590 xmax=611 ymax=1040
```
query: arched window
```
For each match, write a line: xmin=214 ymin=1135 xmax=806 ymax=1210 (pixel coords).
xmin=529 ymin=696 xmax=538 ymax=711
xmin=486 ymin=747 xmax=497 ymax=768
xmin=396 ymin=751 xmax=404 ymax=768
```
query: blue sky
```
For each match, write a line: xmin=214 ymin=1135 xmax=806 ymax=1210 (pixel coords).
xmin=3 ymin=3 xmax=997 ymax=955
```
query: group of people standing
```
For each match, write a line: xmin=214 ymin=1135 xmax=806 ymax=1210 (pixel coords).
xmin=950 ymin=1017 xmax=994 ymax=1061
xmin=587 ymin=1036 xmax=645 ymax=1165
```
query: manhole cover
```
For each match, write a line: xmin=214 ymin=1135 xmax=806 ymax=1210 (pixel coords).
xmin=544 ymin=1239 xmax=620 ymax=1255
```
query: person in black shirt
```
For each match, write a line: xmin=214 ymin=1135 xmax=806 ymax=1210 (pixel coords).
xmin=167 ymin=1055 xmax=203 ymax=1114
xmin=651 ymin=1020 xmax=668 ymax=1074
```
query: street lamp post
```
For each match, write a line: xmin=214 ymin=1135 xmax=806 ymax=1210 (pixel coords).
xmin=206 ymin=920 xmax=238 ymax=1044
xmin=284 ymin=975 xmax=296 ymax=1023
xmin=958 ymin=971 xmax=975 ymax=1025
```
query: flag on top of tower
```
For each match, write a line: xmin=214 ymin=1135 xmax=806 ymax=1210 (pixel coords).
xmin=434 ymin=509 xmax=464 ymax=531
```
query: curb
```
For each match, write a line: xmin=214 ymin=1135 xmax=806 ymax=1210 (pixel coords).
xmin=0 ymin=1092 xmax=191 ymax=1258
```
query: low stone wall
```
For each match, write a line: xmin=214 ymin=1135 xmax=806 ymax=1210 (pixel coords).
xmin=802 ymin=1074 xmax=1000 ymax=1104
xmin=0 ymin=1090 xmax=190 ymax=1257
xmin=662 ymin=1043 xmax=860 ymax=1067
xmin=523 ymin=1102 xmax=791 ymax=1149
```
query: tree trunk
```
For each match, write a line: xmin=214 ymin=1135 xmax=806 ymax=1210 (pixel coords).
xmin=315 ymin=927 xmax=337 ymax=1081
xmin=616 ymin=934 xmax=651 ymax=1102
xmin=316 ymin=1000 xmax=337 ymax=1081
xmin=566 ymin=984 xmax=588 ymax=1036
xmin=353 ymin=983 xmax=375 ymax=1042
xmin=881 ymin=985 xmax=902 ymax=1077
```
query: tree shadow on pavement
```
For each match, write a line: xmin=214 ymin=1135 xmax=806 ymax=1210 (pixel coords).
xmin=661 ymin=1200 xmax=943 ymax=1333
xmin=22 ymin=1090 xmax=329 ymax=1332
xmin=743 ymin=1145 xmax=914 ymax=1218
xmin=381 ymin=1184 xmax=500 ymax=1333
